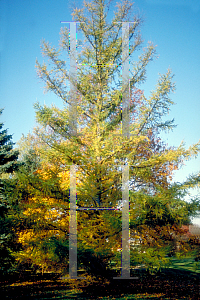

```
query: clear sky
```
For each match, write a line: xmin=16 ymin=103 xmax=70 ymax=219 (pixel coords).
xmin=1 ymin=0 xmax=200 ymax=224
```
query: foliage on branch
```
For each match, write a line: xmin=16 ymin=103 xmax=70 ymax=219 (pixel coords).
xmin=14 ymin=0 xmax=200 ymax=277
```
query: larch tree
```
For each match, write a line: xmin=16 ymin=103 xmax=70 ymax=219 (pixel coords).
xmin=17 ymin=0 xmax=200 ymax=277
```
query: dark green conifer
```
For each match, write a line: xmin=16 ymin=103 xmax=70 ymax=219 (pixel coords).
xmin=0 ymin=109 xmax=19 ymax=275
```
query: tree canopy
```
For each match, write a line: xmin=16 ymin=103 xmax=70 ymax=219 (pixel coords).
xmin=14 ymin=0 xmax=200 ymax=278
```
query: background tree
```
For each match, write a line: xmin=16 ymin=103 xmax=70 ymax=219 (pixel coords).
xmin=0 ymin=109 xmax=19 ymax=275
xmin=16 ymin=0 xmax=200 ymax=277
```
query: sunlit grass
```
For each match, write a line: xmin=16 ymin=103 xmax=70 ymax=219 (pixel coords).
xmin=169 ymin=256 xmax=200 ymax=273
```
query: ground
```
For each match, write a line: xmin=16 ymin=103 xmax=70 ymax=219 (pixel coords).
xmin=1 ymin=258 xmax=199 ymax=299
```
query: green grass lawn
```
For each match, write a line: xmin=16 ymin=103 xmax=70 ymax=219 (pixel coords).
xmin=1 ymin=257 xmax=199 ymax=299
xmin=168 ymin=256 xmax=200 ymax=273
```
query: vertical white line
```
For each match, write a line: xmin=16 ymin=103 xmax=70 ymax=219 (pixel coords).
xmin=122 ymin=22 xmax=130 ymax=138
xmin=121 ymin=164 xmax=130 ymax=278
xmin=69 ymin=22 xmax=77 ymax=136
xmin=69 ymin=164 xmax=77 ymax=278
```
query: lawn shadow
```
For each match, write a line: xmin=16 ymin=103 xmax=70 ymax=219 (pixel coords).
xmin=1 ymin=268 xmax=199 ymax=299
xmin=79 ymin=268 xmax=200 ymax=299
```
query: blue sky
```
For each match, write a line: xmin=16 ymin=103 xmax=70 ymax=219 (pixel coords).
xmin=1 ymin=0 xmax=200 ymax=224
